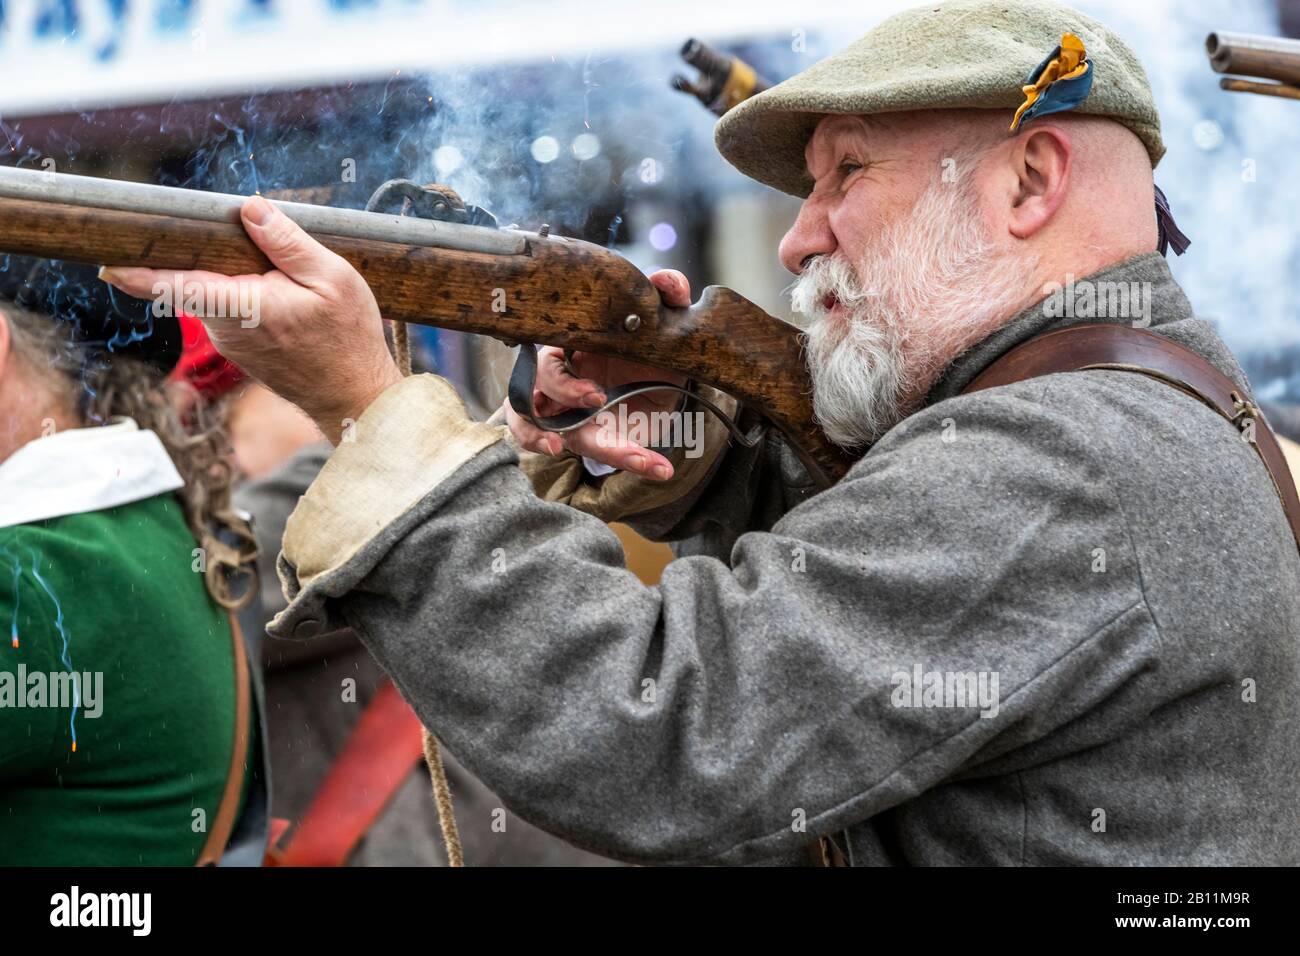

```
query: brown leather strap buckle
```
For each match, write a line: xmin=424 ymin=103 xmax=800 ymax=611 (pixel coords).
xmin=1229 ymin=391 xmax=1262 ymax=435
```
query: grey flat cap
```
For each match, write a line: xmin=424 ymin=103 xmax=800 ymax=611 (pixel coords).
xmin=715 ymin=0 xmax=1164 ymax=197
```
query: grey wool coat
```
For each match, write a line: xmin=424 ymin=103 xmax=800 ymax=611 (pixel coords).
xmin=269 ymin=252 xmax=1300 ymax=865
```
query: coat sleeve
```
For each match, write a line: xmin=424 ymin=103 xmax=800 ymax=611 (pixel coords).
xmin=270 ymin=373 xmax=1161 ymax=865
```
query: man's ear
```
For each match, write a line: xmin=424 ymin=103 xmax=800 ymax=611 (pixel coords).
xmin=1006 ymin=125 xmax=1072 ymax=240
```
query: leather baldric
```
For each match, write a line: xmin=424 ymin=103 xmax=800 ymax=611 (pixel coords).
xmin=196 ymin=612 xmax=252 ymax=866
xmin=962 ymin=323 xmax=1300 ymax=553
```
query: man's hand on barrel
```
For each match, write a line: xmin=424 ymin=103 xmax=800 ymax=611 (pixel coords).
xmin=99 ymin=195 xmax=401 ymax=445
xmin=505 ymin=269 xmax=690 ymax=482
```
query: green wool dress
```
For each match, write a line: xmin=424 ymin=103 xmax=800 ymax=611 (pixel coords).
xmin=1 ymin=493 xmax=245 ymax=865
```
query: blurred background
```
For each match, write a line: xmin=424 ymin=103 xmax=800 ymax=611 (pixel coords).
xmin=5 ymin=0 xmax=1299 ymax=867
xmin=4 ymin=0 xmax=1299 ymax=408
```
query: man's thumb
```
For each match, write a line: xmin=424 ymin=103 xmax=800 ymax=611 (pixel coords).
xmin=241 ymin=195 xmax=339 ymax=287
xmin=649 ymin=269 xmax=691 ymax=308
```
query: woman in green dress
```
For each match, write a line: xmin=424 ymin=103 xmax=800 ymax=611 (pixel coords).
xmin=0 ymin=257 xmax=256 ymax=865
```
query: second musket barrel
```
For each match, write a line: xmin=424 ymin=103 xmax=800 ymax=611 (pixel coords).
xmin=673 ymin=38 xmax=772 ymax=116
xmin=1207 ymin=31 xmax=1300 ymax=87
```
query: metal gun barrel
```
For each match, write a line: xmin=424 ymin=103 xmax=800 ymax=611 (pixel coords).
xmin=680 ymin=37 xmax=735 ymax=81
xmin=0 ymin=165 xmax=527 ymax=256
xmin=1207 ymin=31 xmax=1300 ymax=87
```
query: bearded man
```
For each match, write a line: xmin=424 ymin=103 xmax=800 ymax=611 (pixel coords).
xmin=101 ymin=0 xmax=1300 ymax=865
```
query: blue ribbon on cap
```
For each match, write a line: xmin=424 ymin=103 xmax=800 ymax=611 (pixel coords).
xmin=1010 ymin=33 xmax=1094 ymax=132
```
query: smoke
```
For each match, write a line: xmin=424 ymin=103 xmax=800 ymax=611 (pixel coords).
xmin=181 ymin=51 xmax=741 ymax=239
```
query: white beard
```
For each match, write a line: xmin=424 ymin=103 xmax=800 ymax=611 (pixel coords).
xmin=790 ymin=167 xmax=1035 ymax=451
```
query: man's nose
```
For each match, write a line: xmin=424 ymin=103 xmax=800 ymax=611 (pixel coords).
xmin=779 ymin=196 xmax=838 ymax=275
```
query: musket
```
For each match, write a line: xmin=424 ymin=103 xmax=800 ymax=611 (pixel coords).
xmin=0 ymin=165 xmax=854 ymax=486
xmin=1207 ymin=31 xmax=1300 ymax=101
xmin=672 ymin=38 xmax=772 ymax=115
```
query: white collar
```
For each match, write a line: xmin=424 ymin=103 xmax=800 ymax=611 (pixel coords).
xmin=0 ymin=419 xmax=184 ymax=529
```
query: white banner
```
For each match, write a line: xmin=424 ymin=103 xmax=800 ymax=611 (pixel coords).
xmin=0 ymin=0 xmax=869 ymax=116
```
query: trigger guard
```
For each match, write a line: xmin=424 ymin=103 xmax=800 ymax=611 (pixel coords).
xmin=506 ymin=342 xmax=760 ymax=448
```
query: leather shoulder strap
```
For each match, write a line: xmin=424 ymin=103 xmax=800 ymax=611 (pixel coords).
xmin=197 ymin=612 xmax=252 ymax=866
xmin=962 ymin=323 xmax=1300 ymax=553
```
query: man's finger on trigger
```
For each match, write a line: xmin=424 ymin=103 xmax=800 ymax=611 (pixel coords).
xmin=563 ymin=425 xmax=674 ymax=480
xmin=505 ymin=404 xmax=564 ymax=456
xmin=531 ymin=387 xmax=572 ymax=419
xmin=538 ymin=349 xmax=605 ymax=408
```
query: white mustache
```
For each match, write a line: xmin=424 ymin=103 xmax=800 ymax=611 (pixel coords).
xmin=789 ymin=254 xmax=874 ymax=322
xmin=792 ymin=255 xmax=904 ymax=452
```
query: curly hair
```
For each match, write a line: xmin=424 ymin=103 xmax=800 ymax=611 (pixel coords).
xmin=3 ymin=302 xmax=257 ymax=609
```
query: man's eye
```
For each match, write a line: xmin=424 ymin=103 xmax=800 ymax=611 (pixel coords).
xmin=839 ymin=161 xmax=864 ymax=179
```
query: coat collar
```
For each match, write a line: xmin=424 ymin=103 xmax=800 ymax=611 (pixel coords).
xmin=0 ymin=419 xmax=183 ymax=529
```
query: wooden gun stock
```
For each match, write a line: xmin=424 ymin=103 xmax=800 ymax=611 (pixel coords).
xmin=0 ymin=172 xmax=855 ymax=486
